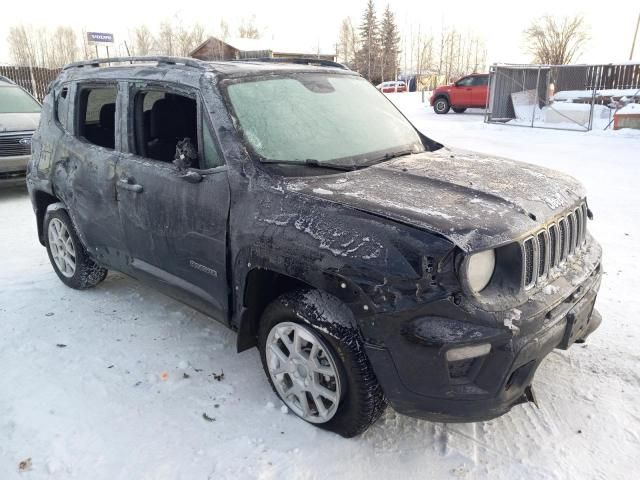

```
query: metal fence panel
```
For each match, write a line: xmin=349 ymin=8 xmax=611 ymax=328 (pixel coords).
xmin=486 ymin=62 xmax=640 ymax=131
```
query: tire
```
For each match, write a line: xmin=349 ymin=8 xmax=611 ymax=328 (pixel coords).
xmin=44 ymin=208 xmax=108 ymax=289
xmin=452 ymin=107 xmax=467 ymax=113
xmin=433 ymin=97 xmax=450 ymax=114
xmin=258 ymin=289 xmax=386 ymax=437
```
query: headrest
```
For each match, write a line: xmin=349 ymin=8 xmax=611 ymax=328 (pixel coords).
xmin=150 ymin=99 xmax=184 ymax=139
xmin=99 ymin=103 xmax=116 ymax=131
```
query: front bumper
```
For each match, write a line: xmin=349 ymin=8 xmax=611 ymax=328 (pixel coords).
xmin=0 ymin=154 xmax=29 ymax=186
xmin=364 ymin=242 xmax=603 ymax=422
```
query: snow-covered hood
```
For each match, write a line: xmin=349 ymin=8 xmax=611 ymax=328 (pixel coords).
xmin=0 ymin=112 xmax=40 ymax=133
xmin=286 ymin=148 xmax=586 ymax=252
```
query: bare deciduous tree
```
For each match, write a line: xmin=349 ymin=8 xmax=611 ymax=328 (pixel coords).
xmin=337 ymin=17 xmax=357 ymax=67
xmin=132 ymin=26 xmax=154 ymax=56
xmin=524 ymin=15 xmax=589 ymax=65
xmin=238 ymin=16 xmax=260 ymax=39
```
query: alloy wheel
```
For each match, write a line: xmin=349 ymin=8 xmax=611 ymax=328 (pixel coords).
xmin=266 ymin=322 xmax=341 ymax=423
xmin=48 ymin=218 xmax=76 ymax=278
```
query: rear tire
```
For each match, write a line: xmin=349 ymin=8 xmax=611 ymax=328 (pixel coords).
xmin=452 ymin=107 xmax=467 ymax=113
xmin=45 ymin=209 xmax=108 ymax=289
xmin=433 ymin=97 xmax=450 ymax=114
xmin=258 ymin=289 xmax=386 ymax=437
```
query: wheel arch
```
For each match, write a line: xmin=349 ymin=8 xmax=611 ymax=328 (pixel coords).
xmin=33 ymin=190 xmax=62 ymax=246
xmin=236 ymin=266 xmax=364 ymax=353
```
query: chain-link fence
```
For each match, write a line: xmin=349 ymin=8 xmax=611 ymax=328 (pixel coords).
xmin=485 ymin=63 xmax=640 ymax=131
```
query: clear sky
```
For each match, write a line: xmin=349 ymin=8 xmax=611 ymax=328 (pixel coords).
xmin=1 ymin=0 xmax=638 ymax=65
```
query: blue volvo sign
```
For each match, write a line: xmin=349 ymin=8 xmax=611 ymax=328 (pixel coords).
xmin=87 ymin=32 xmax=114 ymax=43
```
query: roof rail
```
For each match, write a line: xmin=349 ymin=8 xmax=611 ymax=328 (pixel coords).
xmin=236 ymin=57 xmax=349 ymax=70
xmin=63 ymin=56 xmax=208 ymax=71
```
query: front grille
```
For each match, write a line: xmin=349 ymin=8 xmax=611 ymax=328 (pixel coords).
xmin=0 ymin=134 xmax=32 ymax=157
xmin=522 ymin=202 xmax=588 ymax=289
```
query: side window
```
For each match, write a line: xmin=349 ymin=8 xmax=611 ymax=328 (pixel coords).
xmin=133 ymin=89 xmax=200 ymax=168
xmin=472 ymin=76 xmax=488 ymax=87
xmin=456 ymin=77 xmax=473 ymax=87
xmin=77 ymin=86 xmax=117 ymax=149
xmin=55 ymin=86 xmax=70 ymax=131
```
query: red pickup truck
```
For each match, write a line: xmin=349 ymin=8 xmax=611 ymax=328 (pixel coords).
xmin=429 ymin=74 xmax=489 ymax=114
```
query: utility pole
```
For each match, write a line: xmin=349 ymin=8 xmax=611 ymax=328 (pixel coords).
xmin=631 ymin=11 xmax=640 ymax=61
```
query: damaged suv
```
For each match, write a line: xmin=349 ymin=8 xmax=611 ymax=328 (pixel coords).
xmin=27 ymin=56 xmax=602 ymax=437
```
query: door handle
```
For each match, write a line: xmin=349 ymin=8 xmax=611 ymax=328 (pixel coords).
xmin=117 ymin=178 xmax=143 ymax=193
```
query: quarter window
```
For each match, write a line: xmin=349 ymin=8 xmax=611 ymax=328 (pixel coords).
xmin=55 ymin=86 xmax=70 ymax=131
xmin=77 ymin=86 xmax=117 ymax=149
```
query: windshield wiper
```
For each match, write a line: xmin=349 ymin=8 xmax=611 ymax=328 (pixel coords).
xmin=361 ymin=149 xmax=416 ymax=166
xmin=261 ymin=159 xmax=356 ymax=171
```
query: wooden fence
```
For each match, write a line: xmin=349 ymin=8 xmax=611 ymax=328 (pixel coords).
xmin=0 ymin=65 xmax=61 ymax=102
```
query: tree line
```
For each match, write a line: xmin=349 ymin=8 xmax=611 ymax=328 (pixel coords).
xmin=337 ymin=1 xmax=488 ymax=87
xmin=6 ymin=16 xmax=261 ymax=68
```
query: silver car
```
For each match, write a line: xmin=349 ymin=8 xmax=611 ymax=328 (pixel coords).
xmin=0 ymin=76 xmax=41 ymax=186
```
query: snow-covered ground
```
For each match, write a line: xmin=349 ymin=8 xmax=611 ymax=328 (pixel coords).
xmin=2 ymin=93 xmax=639 ymax=479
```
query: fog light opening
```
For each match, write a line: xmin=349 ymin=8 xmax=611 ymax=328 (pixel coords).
xmin=445 ymin=343 xmax=491 ymax=362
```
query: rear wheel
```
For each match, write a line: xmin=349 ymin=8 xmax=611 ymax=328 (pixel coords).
xmin=258 ymin=289 xmax=386 ymax=437
xmin=45 ymin=209 xmax=108 ymax=289
xmin=433 ymin=97 xmax=450 ymax=114
xmin=452 ymin=107 xmax=467 ymax=113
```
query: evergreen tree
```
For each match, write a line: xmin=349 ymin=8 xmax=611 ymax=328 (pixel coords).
xmin=380 ymin=5 xmax=400 ymax=82
xmin=355 ymin=0 xmax=380 ymax=83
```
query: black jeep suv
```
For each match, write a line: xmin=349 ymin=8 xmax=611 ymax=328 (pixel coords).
xmin=27 ymin=56 xmax=602 ymax=437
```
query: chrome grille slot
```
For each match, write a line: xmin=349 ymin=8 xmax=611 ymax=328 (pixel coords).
xmin=520 ymin=202 xmax=588 ymax=289
xmin=567 ymin=212 xmax=577 ymax=255
xmin=559 ymin=218 xmax=568 ymax=262
xmin=537 ymin=231 xmax=547 ymax=277
xmin=523 ymin=238 xmax=535 ymax=288
xmin=549 ymin=223 xmax=558 ymax=267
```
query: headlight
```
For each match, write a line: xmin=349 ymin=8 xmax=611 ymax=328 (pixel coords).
xmin=464 ymin=250 xmax=496 ymax=293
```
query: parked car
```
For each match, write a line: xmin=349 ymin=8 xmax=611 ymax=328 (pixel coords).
xmin=0 ymin=76 xmax=41 ymax=186
xmin=376 ymin=80 xmax=407 ymax=93
xmin=430 ymin=73 xmax=489 ymax=114
xmin=27 ymin=57 xmax=602 ymax=437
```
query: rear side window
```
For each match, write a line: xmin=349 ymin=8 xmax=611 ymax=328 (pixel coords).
xmin=55 ymin=87 xmax=71 ymax=131
xmin=472 ymin=76 xmax=488 ymax=86
xmin=77 ymin=86 xmax=117 ymax=149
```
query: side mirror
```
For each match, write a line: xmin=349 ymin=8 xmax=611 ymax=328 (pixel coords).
xmin=179 ymin=170 xmax=203 ymax=184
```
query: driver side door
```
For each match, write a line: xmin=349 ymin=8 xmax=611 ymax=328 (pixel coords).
xmin=451 ymin=76 xmax=473 ymax=106
xmin=115 ymin=82 xmax=230 ymax=321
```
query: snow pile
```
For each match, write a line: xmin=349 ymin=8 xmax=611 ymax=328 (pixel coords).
xmin=1 ymin=92 xmax=639 ymax=479
xmin=616 ymin=103 xmax=640 ymax=115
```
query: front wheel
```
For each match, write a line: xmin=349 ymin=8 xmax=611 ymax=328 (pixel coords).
xmin=45 ymin=209 xmax=108 ymax=289
xmin=433 ymin=97 xmax=450 ymax=114
xmin=258 ymin=289 xmax=386 ymax=437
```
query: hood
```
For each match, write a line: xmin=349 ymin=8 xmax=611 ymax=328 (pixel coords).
xmin=285 ymin=148 xmax=585 ymax=252
xmin=0 ymin=113 xmax=40 ymax=133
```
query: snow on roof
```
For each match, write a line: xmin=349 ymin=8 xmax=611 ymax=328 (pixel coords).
xmin=554 ymin=88 xmax=640 ymax=101
xmin=201 ymin=36 xmax=334 ymax=57
xmin=616 ymin=103 xmax=640 ymax=115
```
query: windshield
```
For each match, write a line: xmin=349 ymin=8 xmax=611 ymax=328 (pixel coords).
xmin=0 ymin=86 xmax=41 ymax=114
xmin=225 ymin=74 xmax=424 ymax=167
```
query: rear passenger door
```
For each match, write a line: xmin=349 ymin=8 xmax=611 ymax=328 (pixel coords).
xmin=115 ymin=82 xmax=230 ymax=321
xmin=51 ymin=82 xmax=127 ymax=266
